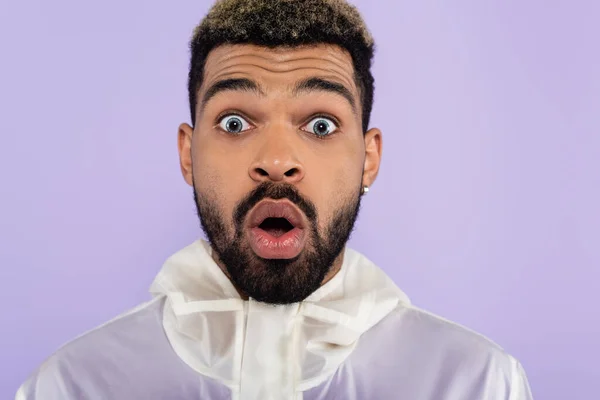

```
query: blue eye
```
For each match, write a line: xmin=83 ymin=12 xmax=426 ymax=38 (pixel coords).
xmin=304 ymin=117 xmax=338 ymax=137
xmin=218 ymin=114 xmax=252 ymax=134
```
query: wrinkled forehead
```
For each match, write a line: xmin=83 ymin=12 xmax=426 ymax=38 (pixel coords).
xmin=201 ymin=44 xmax=359 ymax=97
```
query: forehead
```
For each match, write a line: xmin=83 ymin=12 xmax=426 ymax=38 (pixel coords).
xmin=201 ymin=44 xmax=358 ymax=96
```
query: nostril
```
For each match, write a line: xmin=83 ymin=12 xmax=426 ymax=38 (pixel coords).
xmin=255 ymin=168 xmax=269 ymax=177
xmin=249 ymin=165 xmax=303 ymax=181
xmin=284 ymin=168 xmax=298 ymax=177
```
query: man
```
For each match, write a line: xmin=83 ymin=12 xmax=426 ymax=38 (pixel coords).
xmin=17 ymin=0 xmax=533 ymax=399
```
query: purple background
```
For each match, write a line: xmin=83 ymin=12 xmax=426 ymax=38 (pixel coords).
xmin=1 ymin=1 xmax=598 ymax=398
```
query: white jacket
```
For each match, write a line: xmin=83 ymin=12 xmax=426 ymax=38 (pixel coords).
xmin=17 ymin=240 xmax=533 ymax=399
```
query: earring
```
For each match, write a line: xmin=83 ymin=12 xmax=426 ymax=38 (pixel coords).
xmin=361 ymin=185 xmax=370 ymax=196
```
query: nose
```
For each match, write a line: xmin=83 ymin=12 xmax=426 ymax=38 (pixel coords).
xmin=248 ymin=130 xmax=305 ymax=184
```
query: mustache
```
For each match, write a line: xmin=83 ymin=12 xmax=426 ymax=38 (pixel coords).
xmin=233 ymin=182 xmax=318 ymax=230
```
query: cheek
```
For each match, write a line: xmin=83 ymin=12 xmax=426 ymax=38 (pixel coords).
xmin=311 ymin=155 xmax=362 ymax=231
xmin=192 ymin=141 xmax=242 ymax=221
xmin=329 ymin=170 xmax=360 ymax=211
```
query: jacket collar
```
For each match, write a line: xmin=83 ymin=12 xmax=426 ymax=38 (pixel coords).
xmin=150 ymin=240 xmax=409 ymax=398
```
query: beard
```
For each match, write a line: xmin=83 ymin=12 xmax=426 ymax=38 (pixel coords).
xmin=193 ymin=181 xmax=362 ymax=304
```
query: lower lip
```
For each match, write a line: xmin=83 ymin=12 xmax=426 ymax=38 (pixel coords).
xmin=248 ymin=227 xmax=306 ymax=259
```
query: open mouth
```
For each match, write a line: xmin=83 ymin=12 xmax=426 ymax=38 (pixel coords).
xmin=258 ymin=217 xmax=295 ymax=238
xmin=247 ymin=200 xmax=305 ymax=232
xmin=246 ymin=199 xmax=307 ymax=259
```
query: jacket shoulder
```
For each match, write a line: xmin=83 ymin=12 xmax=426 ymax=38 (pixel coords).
xmin=16 ymin=297 xmax=165 ymax=399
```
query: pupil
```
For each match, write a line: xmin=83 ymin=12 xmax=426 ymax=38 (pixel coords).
xmin=314 ymin=120 xmax=329 ymax=135
xmin=227 ymin=118 xmax=242 ymax=132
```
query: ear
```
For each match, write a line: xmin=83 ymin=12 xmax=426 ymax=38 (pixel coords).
xmin=178 ymin=123 xmax=194 ymax=186
xmin=362 ymin=127 xmax=382 ymax=188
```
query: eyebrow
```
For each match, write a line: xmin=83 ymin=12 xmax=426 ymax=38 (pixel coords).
xmin=200 ymin=78 xmax=264 ymax=112
xmin=293 ymin=77 xmax=357 ymax=113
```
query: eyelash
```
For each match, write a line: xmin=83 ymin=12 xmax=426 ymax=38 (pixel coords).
xmin=304 ymin=114 xmax=341 ymax=139
xmin=214 ymin=111 xmax=341 ymax=138
xmin=215 ymin=110 xmax=254 ymax=126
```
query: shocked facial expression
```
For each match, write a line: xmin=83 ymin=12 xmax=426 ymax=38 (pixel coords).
xmin=178 ymin=44 xmax=382 ymax=304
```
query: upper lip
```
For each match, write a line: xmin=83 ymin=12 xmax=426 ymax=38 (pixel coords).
xmin=247 ymin=199 xmax=306 ymax=229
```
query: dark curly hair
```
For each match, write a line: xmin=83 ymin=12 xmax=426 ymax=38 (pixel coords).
xmin=188 ymin=0 xmax=375 ymax=133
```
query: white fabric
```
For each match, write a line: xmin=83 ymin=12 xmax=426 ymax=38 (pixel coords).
xmin=16 ymin=240 xmax=533 ymax=399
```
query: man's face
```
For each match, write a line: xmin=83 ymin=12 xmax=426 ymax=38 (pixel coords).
xmin=178 ymin=44 xmax=382 ymax=304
